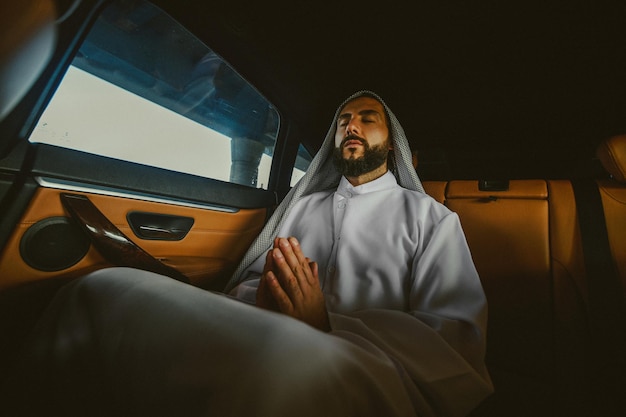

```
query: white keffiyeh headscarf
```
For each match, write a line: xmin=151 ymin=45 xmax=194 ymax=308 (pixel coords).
xmin=224 ymin=90 xmax=424 ymax=291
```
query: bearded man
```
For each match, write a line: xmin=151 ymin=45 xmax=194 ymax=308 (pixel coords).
xmin=227 ymin=91 xmax=494 ymax=415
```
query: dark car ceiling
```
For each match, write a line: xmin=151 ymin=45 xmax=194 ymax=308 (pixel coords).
xmin=155 ymin=0 xmax=626 ymax=180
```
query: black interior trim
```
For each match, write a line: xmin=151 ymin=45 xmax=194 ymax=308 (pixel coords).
xmin=478 ymin=180 xmax=510 ymax=192
xmin=31 ymin=144 xmax=277 ymax=209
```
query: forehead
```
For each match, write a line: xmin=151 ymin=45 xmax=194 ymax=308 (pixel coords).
xmin=338 ymin=96 xmax=385 ymax=117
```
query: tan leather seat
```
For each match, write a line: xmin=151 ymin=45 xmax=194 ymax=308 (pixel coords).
xmin=596 ymin=134 xmax=626 ymax=296
xmin=447 ymin=180 xmax=593 ymax=416
xmin=445 ymin=180 xmax=552 ymax=381
xmin=413 ymin=144 xmax=624 ymax=416
xmin=421 ymin=181 xmax=446 ymax=204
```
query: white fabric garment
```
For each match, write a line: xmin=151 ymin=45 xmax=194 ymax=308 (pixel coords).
xmin=232 ymin=171 xmax=493 ymax=417
xmin=3 ymin=268 xmax=426 ymax=417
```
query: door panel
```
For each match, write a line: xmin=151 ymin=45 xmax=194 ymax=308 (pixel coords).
xmin=0 ymin=185 xmax=267 ymax=292
xmin=0 ymin=0 xmax=291 ymax=382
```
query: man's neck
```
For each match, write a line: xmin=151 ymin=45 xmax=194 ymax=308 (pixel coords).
xmin=345 ymin=164 xmax=388 ymax=187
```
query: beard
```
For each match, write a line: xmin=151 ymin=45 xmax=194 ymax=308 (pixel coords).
xmin=332 ymin=137 xmax=390 ymax=177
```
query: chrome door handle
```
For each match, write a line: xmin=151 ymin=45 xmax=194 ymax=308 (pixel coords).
xmin=138 ymin=225 xmax=187 ymax=240
xmin=127 ymin=211 xmax=194 ymax=241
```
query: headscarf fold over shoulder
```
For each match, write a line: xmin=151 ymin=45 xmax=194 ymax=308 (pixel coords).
xmin=225 ymin=90 xmax=424 ymax=291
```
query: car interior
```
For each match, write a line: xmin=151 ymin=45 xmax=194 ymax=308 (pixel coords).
xmin=0 ymin=0 xmax=624 ymax=416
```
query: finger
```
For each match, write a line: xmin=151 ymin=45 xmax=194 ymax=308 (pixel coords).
xmin=276 ymin=238 xmax=301 ymax=270
xmin=278 ymin=237 xmax=313 ymax=285
xmin=287 ymin=237 xmax=310 ymax=268
xmin=257 ymin=274 xmax=277 ymax=311
xmin=287 ymin=237 xmax=319 ymax=287
xmin=265 ymin=271 xmax=294 ymax=315
xmin=299 ymin=261 xmax=319 ymax=288
xmin=303 ymin=257 xmax=319 ymax=287
xmin=262 ymin=249 xmax=274 ymax=275
xmin=309 ymin=261 xmax=319 ymax=284
xmin=275 ymin=238 xmax=312 ymax=289
xmin=272 ymin=247 xmax=304 ymax=301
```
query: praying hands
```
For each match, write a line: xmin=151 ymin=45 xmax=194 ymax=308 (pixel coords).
xmin=256 ymin=237 xmax=330 ymax=332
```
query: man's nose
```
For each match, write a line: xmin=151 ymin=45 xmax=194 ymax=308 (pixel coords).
xmin=345 ymin=120 xmax=359 ymax=136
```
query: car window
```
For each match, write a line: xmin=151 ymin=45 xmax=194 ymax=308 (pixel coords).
xmin=28 ymin=0 xmax=279 ymax=189
xmin=290 ymin=144 xmax=311 ymax=187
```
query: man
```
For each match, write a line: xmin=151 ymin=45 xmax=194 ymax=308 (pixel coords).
xmin=3 ymin=91 xmax=492 ymax=417
xmin=226 ymin=91 xmax=493 ymax=415
xmin=233 ymin=93 xmax=401 ymax=331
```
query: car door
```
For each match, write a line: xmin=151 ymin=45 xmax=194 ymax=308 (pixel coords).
xmin=0 ymin=0 xmax=313 ymax=360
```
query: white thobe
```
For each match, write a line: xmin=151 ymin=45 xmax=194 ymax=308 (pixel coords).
xmin=233 ymin=171 xmax=493 ymax=416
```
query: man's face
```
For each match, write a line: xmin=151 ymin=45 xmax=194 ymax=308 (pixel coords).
xmin=333 ymin=96 xmax=391 ymax=177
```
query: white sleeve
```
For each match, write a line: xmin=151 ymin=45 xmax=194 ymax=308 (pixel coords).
xmin=228 ymin=251 xmax=265 ymax=302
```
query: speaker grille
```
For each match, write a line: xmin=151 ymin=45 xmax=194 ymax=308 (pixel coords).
xmin=20 ymin=217 xmax=90 ymax=272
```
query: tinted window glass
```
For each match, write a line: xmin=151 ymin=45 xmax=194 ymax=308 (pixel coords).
xmin=29 ymin=0 xmax=279 ymax=189
xmin=291 ymin=144 xmax=311 ymax=186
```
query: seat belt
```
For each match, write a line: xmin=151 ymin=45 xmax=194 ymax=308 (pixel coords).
xmin=571 ymin=179 xmax=626 ymax=415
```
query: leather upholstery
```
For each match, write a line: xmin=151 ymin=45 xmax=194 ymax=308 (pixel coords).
xmin=597 ymin=134 xmax=626 ymax=183
xmin=445 ymin=180 xmax=553 ymax=381
xmin=596 ymin=135 xmax=626 ymax=296
xmin=0 ymin=188 xmax=266 ymax=290
xmin=422 ymin=181 xmax=446 ymax=204
xmin=422 ymin=179 xmax=592 ymax=415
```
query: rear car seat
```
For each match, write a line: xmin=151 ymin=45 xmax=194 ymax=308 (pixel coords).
xmin=591 ymin=134 xmax=626 ymax=414
xmin=444 ymin=180 xmax=558 ymax=416
xmin=420 ymin=136 xmax=626 ymax=416
xmin=596 ymin=134 xmax=626 ymax=292
xmin=421 ymin=180 xmax=446 ymax=204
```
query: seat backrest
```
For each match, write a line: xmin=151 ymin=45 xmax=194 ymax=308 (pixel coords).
xmin=421 ymin=141 xmax=626 ymax=416
xmin=421 ymin=181 xmax=446 ymax=204
xmin=596 ymin=134 xmax=626 ymax=295
xmin=444 ymin=179 xmax=595 ymax=416
xmin=445 ymin=180 xmax=553 ymax=380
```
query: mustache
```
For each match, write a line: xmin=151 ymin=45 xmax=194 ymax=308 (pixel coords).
xmin=340 ymin=135 xmax=366 ymax=148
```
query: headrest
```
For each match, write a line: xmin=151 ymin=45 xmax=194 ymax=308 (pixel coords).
xmin=597 ymin=135 xmax=626 ymax=183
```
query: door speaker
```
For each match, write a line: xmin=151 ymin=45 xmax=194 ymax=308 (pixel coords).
xmin=20 ymin=216 xmax=90 ymax=272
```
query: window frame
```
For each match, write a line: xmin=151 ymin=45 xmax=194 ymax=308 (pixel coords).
xmin=27 ymin=0 xmax=285 ymax=190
